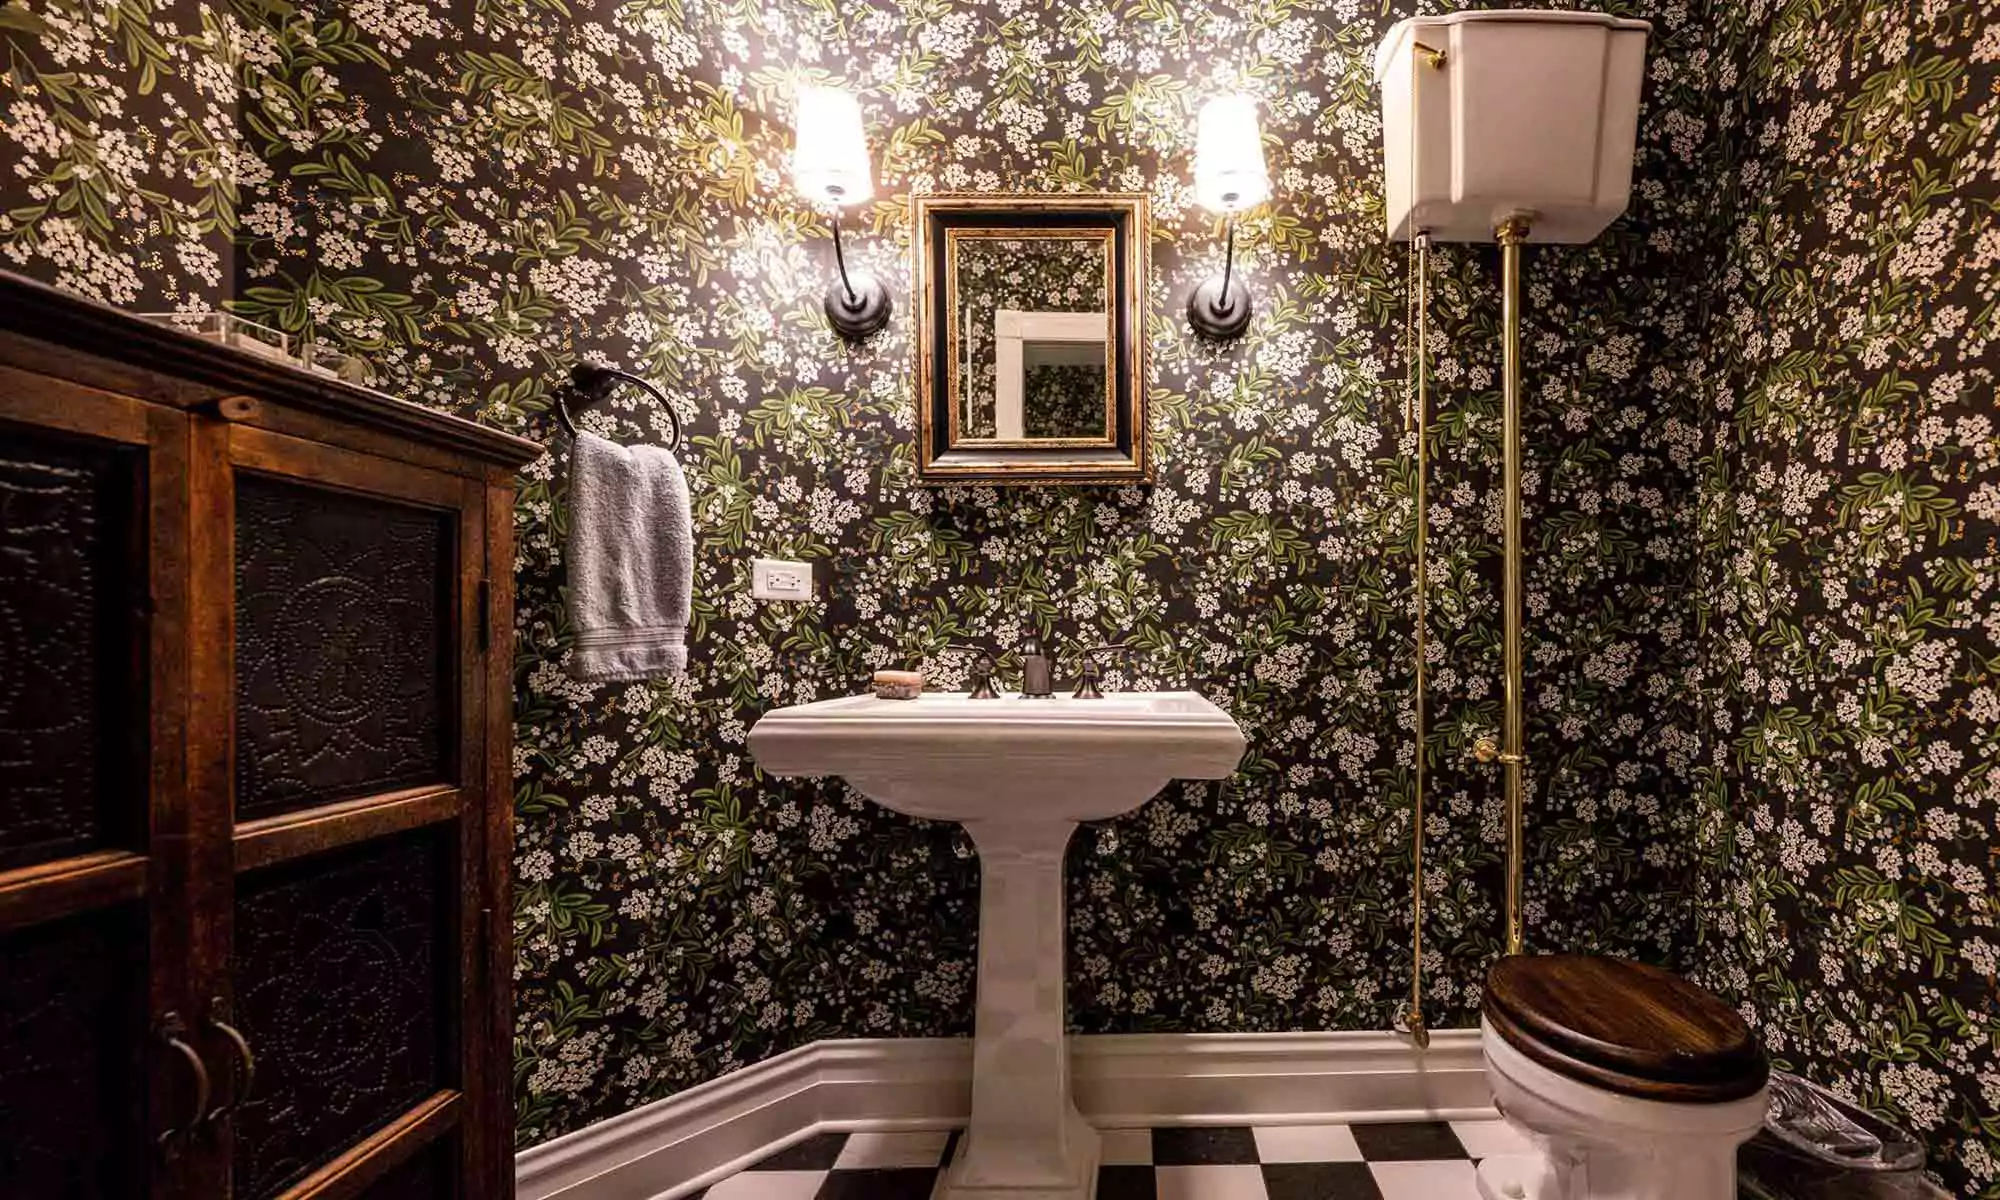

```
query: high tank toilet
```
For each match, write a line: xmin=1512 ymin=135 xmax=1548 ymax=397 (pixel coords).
xmin=1476 ymin=954 xmax=1771 ymax=1200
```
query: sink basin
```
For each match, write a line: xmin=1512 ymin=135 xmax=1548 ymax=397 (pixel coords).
xmin=748 ymin=691 xmax=1246 ymax=822
xmin=749 ymin=690 xmax=1245 ymax=1200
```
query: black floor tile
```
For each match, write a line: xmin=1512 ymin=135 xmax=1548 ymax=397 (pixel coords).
xmin=1263 ymin=1161 xmax=1385 ymax=1199
xmin=1095 ymin=1163 xmax=1159 ymax=1199
xmin=750 ymin=1131 xmax=850 ymax=1170
xmin=1348 ymin=1120 xmax=1467 ymax=1161
xmin=816 ymin=1167 xmax=940 ymax=1199
xmin=1150 ymin=1125 xmax=1260 ymax=1165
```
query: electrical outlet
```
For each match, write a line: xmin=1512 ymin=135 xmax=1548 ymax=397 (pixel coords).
xmin=752 ymin=557 xmax=813 ymax=601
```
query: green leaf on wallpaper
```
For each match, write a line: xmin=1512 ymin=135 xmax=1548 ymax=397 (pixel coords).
xmin=1218 ymin=435 xmax=1282 ymax=494
xmin=303 ymin=17 xmax=394 ymax=69
xmin=1846 ymin=775 xmax=1914 ymax=833
xmin=516 ymin=777 xmax=572 ymax=818
xmin=550 ymin=98 xmax=615 ymax=173
xmin=0 ymin=5 xmax=49 ymax=34
xmin=1041 ymin=139 xmax=1101 ymax=189
xmin=1091 ymin=75 xmax=1189 ymax=141
xmin=104 ymin=0 xmax=170 ymax=95
xmin=1734 ymin=706 xmax=1819 ymax=770
xmin=1265 ymin=212 xmax=1318 ymax=261
xmin=459 ymin=49 xmax=543 ymax=90
xmin=1844 ymin=55 xmax=1961 ymax=140
xmin=542 ymin=887 xmax=615 ymax=947
xmin=1924 ymin=557 xmax=1980 ymax=597
xmin=867 ymin=511 xmax=976 ymax=581
xmin=1837 ymin=471 xmax=1956 ymax=548
xmin=582 ymin=953 xmax=639 ymax=991
xmin=746 ymin=386 xmax=854 ymax=449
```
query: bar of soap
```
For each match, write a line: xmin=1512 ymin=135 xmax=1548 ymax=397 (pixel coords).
xmin=872 ymin=669 xmax=924 ymax=700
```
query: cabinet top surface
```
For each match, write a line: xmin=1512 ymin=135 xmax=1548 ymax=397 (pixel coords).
xmin=0 ymin=269 xmax=544 ymax=469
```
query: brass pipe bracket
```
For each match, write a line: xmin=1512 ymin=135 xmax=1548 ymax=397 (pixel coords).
xmin=1471 ymin=737 xmax=1525 ymax=766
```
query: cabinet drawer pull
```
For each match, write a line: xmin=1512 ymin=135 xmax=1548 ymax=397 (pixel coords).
xmin=203 ymin=1000 xmax=257 ymax=1125
xmin=155 ymin=1012 xmax=211 ymax=1157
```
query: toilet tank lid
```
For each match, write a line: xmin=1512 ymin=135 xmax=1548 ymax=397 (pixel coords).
xmin=1373 ymin=10 xmax=1653 ymax=85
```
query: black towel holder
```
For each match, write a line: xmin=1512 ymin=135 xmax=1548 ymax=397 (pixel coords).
xmin=554 ymin=363 xmax=682 ymax=452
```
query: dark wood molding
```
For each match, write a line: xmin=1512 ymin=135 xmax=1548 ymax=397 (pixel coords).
xmin=269 ymin=1090 xmax=462 ymax=1200
xmin=0 ymin=850 xmax=149 ymax=932
xmin=232 ymin=785 xmax=465 ymax=873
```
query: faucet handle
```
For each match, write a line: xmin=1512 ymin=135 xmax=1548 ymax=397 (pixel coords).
xmin=1071 ymin=642 xmax=1130 ymax=700
xmin=948 ymin=643 xmax=1002 ymax=699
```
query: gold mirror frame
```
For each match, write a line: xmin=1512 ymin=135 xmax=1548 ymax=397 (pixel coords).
xmin=912 ymin=193 xmax=1151 ymax=485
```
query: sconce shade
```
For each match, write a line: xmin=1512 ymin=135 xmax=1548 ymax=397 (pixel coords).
xmin=1193 ymin=95 xmax=1270 ymax=213
xmin=792 ymin=86 xmax=874 ymax=206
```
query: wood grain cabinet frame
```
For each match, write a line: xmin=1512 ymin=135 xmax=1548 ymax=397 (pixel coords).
xmin=0 ymin=271 xmax=540 ymax=1200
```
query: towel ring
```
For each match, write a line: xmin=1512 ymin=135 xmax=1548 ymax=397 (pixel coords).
xmin=554 ymin=363 xmax=682 ymax=452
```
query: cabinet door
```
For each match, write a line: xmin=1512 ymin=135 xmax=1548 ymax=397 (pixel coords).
xmin=0 ymin=374 xmax=196 ymax=1199
xmin=188 ymin=417 xmax=498 ymax=1200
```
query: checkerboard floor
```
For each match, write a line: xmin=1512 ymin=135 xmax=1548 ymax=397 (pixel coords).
xmin=690 ymin=1119 xmax=1535 ymax=1199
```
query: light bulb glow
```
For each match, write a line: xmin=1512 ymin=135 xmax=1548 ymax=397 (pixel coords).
xmin=792 ymin=85 xmax=873 ymax=206
xmin=1193 ymin=94 xmax=1271 ymax=213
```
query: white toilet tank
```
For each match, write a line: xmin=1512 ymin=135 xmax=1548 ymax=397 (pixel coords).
xmin=1375 ymin=10 xmax=1651 ymax=245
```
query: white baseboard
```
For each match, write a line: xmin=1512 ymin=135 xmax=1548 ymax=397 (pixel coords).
xmin=515 ymin=1030 xmax=1494 ymax=1200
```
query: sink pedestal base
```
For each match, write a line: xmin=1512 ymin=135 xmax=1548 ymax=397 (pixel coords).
xmin=939 ymin=820 xmax=1100 ymax=1200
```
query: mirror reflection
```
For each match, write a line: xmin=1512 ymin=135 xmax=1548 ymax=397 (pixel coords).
xmin=949 ymin=233 xmax=1112 ymax=443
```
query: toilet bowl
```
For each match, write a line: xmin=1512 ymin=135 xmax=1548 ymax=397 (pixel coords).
xmin=1476 ymin=954 xmax=1770 ymax=1200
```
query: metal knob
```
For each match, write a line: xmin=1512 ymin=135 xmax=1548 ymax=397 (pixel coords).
xmin=1071 ymin=642 xmax=1131 ymax=699
xmin=967 ymin=653 xmax=1000 ymax=700
xmin=949 ymin=644 xmax=1002 ymax=699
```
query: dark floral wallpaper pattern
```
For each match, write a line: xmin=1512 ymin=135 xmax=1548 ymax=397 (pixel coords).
xmin=1 ymin=0 xmax=1994 ymax=1193
xmin=1694 ymin=1 xmax=2000 ymax=1192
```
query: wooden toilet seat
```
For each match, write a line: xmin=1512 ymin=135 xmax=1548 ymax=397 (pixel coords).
xmin=1483 ymin=954 xmax=1770 ymax=1104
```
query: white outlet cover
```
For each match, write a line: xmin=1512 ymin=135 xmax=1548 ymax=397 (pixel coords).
xmin=752 ymin=557 xmax=814 ymax=601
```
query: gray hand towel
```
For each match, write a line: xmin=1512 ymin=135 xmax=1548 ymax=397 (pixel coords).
xmin=565 ymin=431 xmax=693 ymax=681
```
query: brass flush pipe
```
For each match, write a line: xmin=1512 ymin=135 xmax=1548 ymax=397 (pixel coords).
xmin=1400 ymin=39 xmax=1446 ymax=1053
xmin=1477 ymin=214 xmax=1534 ymax=959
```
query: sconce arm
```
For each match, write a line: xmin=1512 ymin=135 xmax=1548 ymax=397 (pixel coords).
xmin=1221 ymin=213 xmax=1237 ymax=300
xmin=829 ymin=208 xmax=860 ymax=306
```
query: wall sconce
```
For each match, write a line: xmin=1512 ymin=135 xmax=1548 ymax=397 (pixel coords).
xmin=1187 ymin=94 xmax=1271 ymax=341
xmin=792 ymin=85 xmax=892 ymax=340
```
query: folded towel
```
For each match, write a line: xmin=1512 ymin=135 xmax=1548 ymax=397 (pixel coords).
xmin=565 ymin=431 xmax=693 ymax=681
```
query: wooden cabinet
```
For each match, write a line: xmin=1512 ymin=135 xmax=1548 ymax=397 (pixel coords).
xmin=0 ymin=272 xmax=539 ymax=1199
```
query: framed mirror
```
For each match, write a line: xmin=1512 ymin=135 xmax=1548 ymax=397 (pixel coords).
xmin=913 ymin=194 xmax=1150 ymax=484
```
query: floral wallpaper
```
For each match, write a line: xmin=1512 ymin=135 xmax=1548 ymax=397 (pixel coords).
xmin=1022 ymin=362 xmax=1106 ymax=438
xmin=0 ymin=0 xmax=1993 ymax=1193
xmin=951 ymin=233 xmax=1109 ymax=438
xmin=1689 ymin=1 xmax=2000 ymax=1195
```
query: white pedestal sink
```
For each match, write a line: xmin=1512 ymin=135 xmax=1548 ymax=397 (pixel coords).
xmin=749 ymin=691 xmax=1246 ymax=1200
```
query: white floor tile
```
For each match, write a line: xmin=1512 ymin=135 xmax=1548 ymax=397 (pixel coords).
xmin=833 ymin=1129 xmax=953 ymax=1169
xmin=1154 ymin=1164 xmax=1270 ymax=1200
xmin=1250 ymin=1123 xmax=1364 ymax=1162
xmin=701 ymin=1169 xmax=829 ymax=1199
xmin=1448 ymin=1118 xmax=1537 ymax=1159
xmin=1370 ymin=1159 xmax=1481 ymax=1200
xmin=1098 ymin=1127 xmax=1154 ymax=1165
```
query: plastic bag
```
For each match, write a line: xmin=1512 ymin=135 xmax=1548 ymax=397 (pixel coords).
xmin=1738 ymin=1071 xmax=1940 ymax=1199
